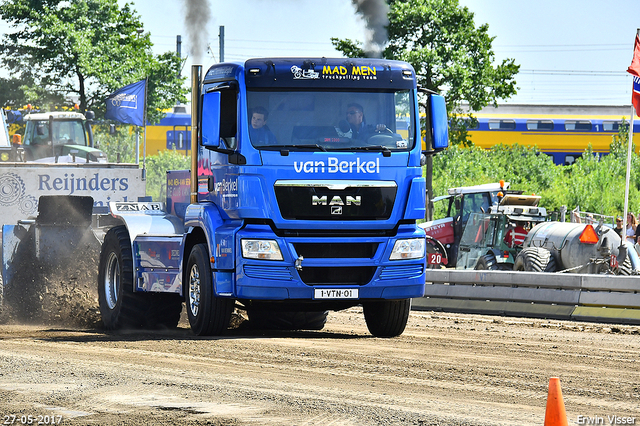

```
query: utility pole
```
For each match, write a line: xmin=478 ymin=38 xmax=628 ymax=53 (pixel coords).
xmin=219 ymin=26 xmax=225 ymax=63
xmin=176 ymin=35 xmax=182 ymax=77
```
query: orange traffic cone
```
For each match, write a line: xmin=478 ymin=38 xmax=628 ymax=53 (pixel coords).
xmin=544 ymin=377 xmax=568 ymax=426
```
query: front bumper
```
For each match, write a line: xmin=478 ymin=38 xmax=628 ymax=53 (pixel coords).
xmin=232 ymin=224 xmax=426 ymax=301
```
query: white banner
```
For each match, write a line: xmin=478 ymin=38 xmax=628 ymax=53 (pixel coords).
xmin=0 ymin=164 xmax=146 ymax=220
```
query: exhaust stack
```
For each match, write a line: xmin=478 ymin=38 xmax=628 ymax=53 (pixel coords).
xmin=190 ymin=65 xmax=202 ymax=205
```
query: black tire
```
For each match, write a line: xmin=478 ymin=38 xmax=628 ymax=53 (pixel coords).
xmin=146 ymin=294 xmax=183 ymax=329
xmin=514 ymin=247 xmax=555 ymax=272
xmin=185 ymin=243 xmax=233 ymax=336
xmin=98 ymin=226 xmax=150 ymax=330
xmin=475 ymin=253 xmax=499 ymax=270
xmin=616 ymin=255 xmax=632 ymax=276
xmin=363 ymin=299 xmax=410 ymax=338
xmin=247 ymin=310 xmax=328 ymax=331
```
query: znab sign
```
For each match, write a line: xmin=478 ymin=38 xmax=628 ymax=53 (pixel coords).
xmin=0 ymin=165 xmax=145 ymax=220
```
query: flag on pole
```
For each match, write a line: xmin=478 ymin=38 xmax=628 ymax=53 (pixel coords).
xmin=627 ymin=33 xmax=640 ymax=117
xmin=633 ymin=76 xmax=640 ymax=118
xmin=628 ymin=33 xmax=640 ymax=76
xmin=105 ymin=79 xmax=146 ymax=126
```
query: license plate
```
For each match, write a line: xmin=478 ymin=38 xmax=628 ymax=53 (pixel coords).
xmin=314 ymin=288 xmax=359 ymax=299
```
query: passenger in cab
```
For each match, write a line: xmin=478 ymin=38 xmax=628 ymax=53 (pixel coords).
xmin=249 ymin=106 xmax=277 ymax=145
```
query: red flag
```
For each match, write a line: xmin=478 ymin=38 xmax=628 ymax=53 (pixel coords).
xmin=633 ymin=76 xmax=640 ymax=117
xmin=628 ymin=33 xmax=640 ymax=77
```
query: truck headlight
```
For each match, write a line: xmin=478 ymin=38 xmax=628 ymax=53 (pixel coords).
xmin=389 ymin=238 xmax=425 ymax=260
xmin=241 ymin=239 xmax=283 ymax=260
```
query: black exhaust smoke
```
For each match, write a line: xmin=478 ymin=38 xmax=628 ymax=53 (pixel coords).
xmin=183 ymin=0 xmax=212 ymax=64
xmin=351 ymin=0 xmax=389 ymax=58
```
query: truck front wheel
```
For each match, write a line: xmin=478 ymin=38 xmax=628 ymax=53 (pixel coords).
xmin=98 ymin=226 xmax=149 ymax=330
xmin=185 ymin=243 xmax=233 ymax=336
xmin=363 ymin=299 xmax=410 ymax=338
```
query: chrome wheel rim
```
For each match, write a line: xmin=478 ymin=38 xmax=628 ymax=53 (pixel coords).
xmin=189 ymin=263 xmax=201 ymax=317
xmin=104 ymin=252 xmax=120 ymax=310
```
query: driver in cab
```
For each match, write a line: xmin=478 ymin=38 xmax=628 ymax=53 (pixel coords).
xmin=345 ymin=103 xmax=387 ymax=140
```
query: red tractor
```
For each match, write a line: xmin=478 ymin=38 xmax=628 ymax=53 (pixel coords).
xmin=420 ymin=181 xmax=517 ymax=268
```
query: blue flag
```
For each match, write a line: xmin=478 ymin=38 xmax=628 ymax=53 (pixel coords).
xmin=105 ymin=79 xmax=146 ymax=126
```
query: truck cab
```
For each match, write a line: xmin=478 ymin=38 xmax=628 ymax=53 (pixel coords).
xmin=98 ymin=58 xmax=449 ymax=337
xmin=22 ymin=111 xmax=107 ymax=162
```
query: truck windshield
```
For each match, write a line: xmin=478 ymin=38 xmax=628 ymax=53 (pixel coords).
xmin=25 ymin=120 xmax=88 ymax=147
xmin=246 ymin=90 xmax=414 ymax=152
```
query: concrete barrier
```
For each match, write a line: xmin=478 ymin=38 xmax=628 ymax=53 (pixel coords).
xmin=413 ymin=269 xmax=640 ymax=324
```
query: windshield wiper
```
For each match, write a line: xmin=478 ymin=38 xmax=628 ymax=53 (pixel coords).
xmin=333 ymin=145 xmax=392 ymax=156
xmin=261 ymin=144 xmax=327 ymax=152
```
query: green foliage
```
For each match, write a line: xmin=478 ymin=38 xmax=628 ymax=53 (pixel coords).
xmin=332 ymin=0 xmax=520 ymax=146
xmin=431 ymin=132 xmax=640 ymax=220
xmin=0 ymin=0 xmax=188 ymax=122
xmin=145 ymin=149 xmax=191 ymax=203
xmin=93 ymin=124 xmax=139 ymax=164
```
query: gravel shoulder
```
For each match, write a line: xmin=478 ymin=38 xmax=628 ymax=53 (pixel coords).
xmin=0 ymin=307 xmax=639 ymax=425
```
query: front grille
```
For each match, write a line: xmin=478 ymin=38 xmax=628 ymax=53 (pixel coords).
xmin=274 ymin=181 xmax=397 ymax=220
xmin=293 ymin=243 xmax=378 ymax=259
xmin=298 ymin=266 xmax=376 ymax=286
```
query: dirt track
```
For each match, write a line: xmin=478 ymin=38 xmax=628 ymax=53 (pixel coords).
xmin=0 ymin=307 xmax=639 ymax=426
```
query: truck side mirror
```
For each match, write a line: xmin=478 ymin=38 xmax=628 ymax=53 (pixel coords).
xmin=430 ymin=94 xmax=448 ymax=150
xmin=201 ymin=91 xmax=221 ymax=148
xmin=85 ymin=111 xmax=95 ymax=120
xmin=109 ymin=124 xmax=116 ymax=135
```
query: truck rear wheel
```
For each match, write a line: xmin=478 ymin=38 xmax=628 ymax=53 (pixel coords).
xmin=363 ymin=299 xmax=410 ymax=338
xmin=185 ymin=243 xmax=233 ymax=336
xmin=514 ymin=247 xmax=556 ymax=272
xmin=98 ymin=226 xmax=149 ymax=330
xmin=145 ymin=293 xmax=183 ymax=329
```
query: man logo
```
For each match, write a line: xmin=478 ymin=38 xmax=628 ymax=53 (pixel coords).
xmin=331 ymin=206 xmax=342 ymax=215
xmin=312 ymin=195 xmax=361 ymax=206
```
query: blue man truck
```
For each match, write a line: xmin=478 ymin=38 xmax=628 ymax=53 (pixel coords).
xmin=98 ymin=58 xmax=449 ymax=337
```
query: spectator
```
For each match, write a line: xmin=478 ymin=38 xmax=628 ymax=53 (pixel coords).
xmin=614 ymin=216 xmax=624 ymax=238
xmin=626 ymin=212 xmax=637 ymax=244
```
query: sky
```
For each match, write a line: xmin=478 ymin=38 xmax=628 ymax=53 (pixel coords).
xmin=1 ymin=0 xmax=639 ymax=107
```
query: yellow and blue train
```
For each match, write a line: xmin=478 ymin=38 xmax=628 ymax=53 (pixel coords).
xmin=144 ymin=109 xmax=191 ymax=156
xmin=464 ymin=105 xmax=640 ymax=165
xmin=144 ymin=105 xmax=640 ymax=167
xmin=143 ymin=109 xmax=412 ymax=157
